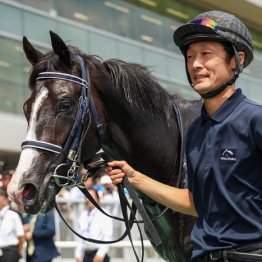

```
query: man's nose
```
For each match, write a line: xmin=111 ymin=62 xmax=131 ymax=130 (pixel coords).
xmin=192 ymin=57 xmax=203 ymax=69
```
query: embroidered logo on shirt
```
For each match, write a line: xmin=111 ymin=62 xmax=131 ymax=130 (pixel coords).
xmin=220 ymin=149 xmax=237 ymax=162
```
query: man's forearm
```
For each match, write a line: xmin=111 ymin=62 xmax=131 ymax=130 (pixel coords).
xmin=18 ymin=236 xmax=25 ymax=255
xmin=133 ymin=171 xmax=197 ymax=216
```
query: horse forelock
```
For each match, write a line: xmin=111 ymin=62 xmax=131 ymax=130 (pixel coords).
xmin=103 ymin=59 xmax=172 ymax=123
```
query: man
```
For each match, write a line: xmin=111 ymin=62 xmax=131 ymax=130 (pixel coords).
xmin=23 ymin=210 xmax=60 ymax=262
xmin=0 ymin=168 xmax=14 ymax=190
xmin=75 ymin=188 xmax=113 ymax=262
xmin=0 ymin=188 xmax=25 ymax=262
xmin=107 ymin=10 xmax=262 ymax=262
xmin=0 ymin=167 xmax=21 ymax=213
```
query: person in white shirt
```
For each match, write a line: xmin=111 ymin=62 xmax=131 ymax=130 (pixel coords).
xmin=0 ymin=168 xmax=14 ymax=190
xmin=100 ymin=174 xmax=119 ymax=214
xmin=0 ymin=188 xmax=25 ymax=262
xmin=75 ymin=188 xmax=113 ymax=262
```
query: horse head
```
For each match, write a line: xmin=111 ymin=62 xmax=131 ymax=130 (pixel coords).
xmin=8 ymin=31 xmax=107 ymax=214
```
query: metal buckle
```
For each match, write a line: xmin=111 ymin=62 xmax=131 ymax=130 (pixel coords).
xmin=209 ymin=250 xmax=222 ymax=261
xmin=53 ymin=163 xmax=80 ymax=187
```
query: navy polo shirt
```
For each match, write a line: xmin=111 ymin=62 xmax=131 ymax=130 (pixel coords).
xmin=185 ymin=89 xmax=262 ymax=259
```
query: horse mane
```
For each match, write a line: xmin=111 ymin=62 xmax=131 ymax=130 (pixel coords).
xmin=103 ymin=59 xmax=173 ymax=122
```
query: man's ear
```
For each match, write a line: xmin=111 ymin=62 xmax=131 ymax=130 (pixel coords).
xmin=230 ymin=51 xmax=245 ymax=72
xmin=238 ymin=51 xmax=245 ymax=67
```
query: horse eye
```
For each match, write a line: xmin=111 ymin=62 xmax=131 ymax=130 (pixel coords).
xmin=58 ymin=100 xmax=73 ymax=112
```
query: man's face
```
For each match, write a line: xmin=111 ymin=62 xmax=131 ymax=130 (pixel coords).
xmin=186 ymin=40 xmax=234 ymax=95
xmin=0 ymin=174 xmax=11 ymax=190
xmin=0 ymin=195 xmax=8 ymax=210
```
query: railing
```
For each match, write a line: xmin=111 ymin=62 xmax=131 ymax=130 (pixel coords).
xmin=52 ymin=197 xmax=164 ymax=261
xmin=54 ymin=240 xmax=165 ymax=262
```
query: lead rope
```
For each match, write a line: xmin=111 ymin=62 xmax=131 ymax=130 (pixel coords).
xmin=55 ymin=151 xmax=162 ymax=262
xmin=55 ymin=183 xmax=145 ymax=261
xmin=101 ymin=152 xmax=162 ymax=246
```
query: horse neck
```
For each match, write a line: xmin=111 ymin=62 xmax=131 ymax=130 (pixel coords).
xmin=102 ymin=101 xmax=181 ymax=185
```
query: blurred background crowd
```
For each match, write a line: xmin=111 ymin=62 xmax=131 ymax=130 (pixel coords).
xmin=0 ymin=160 xmax=159 ymax=262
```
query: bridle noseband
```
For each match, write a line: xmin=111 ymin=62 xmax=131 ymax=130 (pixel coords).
xmin=21 ymin=55 xmax=104 ymax=187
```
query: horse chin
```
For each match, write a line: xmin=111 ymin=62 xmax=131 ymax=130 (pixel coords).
xmin=22 ymin=173 xmax=61 ymax=214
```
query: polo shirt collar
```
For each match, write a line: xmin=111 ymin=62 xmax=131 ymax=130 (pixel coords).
xmin=201 ymin=88 xmax=245 ymax=124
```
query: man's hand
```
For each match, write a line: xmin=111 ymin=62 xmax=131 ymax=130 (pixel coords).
xmin=106 ymin=160 xmax=136 ymax=185
xmin=93 ymin=254 xmax=104 ymax=262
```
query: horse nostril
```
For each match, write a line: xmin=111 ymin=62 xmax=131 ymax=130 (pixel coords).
xmin=22 ymin=184 xmax=37 ymax=200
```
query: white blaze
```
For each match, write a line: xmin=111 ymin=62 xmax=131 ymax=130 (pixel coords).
xmin=26 ymin=87 xmax=49 ymax=140
xmin=8 ymin=87 xmax=49 ymax=204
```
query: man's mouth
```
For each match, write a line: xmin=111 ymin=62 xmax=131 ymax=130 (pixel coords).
xmin=193 ymin=74 xmax=208 ymax=84
xmin=194 ymin=74 xmax=207 ymax=80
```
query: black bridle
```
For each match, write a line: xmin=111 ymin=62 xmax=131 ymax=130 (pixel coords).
xmin=21 ymin=55 xmax=104 ymax=187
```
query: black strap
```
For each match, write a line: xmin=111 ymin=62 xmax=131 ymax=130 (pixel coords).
xmin=55 ymin=183 xmax=144 ymax=261
xmin=207 ymin=249 xmax=262 ymax=262
xmin=79 ymin=186 xmax=129 ymax=221
xmin=122 ymin=176 xmax=161 ymax=245
xmin=55 ymin=203 xmax=134 ymax=244
xmin=117 ymin=182 xmax=143 ymax=262
xmin=172 ymin=101 xmax=184 ymax=188
xmin=200 ymin=73 xmax=238 ymax=99
xmin=101 ymin=152 xmax=162 ymax=246
xmin=236 ymin=242 xmax=262 ymax=253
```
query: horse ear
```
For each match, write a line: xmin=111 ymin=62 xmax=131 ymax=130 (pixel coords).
xmin=49 ymin=31 xmax=71 ymax=67
xmin=23 ymin=36 xmax=44 ymax=65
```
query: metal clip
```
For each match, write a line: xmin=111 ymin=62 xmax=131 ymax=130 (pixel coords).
xmin=209 ymin=250 xmax=222 ymax=261
xmin=67 ymin=150 xmax=77 ymax=161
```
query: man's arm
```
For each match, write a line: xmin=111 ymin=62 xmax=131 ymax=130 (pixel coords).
xmin=17 ymin=235 xmax=25 ymax=257
xmin=107 ymin=161 xmax=197 ymax=216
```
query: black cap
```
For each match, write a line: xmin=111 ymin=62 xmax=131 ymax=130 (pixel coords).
xmin=173 ymin=10 xmax=253 ymax=67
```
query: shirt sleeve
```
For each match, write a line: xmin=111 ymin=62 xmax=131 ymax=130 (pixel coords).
xmin=252 ymin=111 xmax=262 ymax=151
xmin=13 ymin=212 xmax=25 ymax=237
xmin=74 ymin=243 xmax=85 ymax=260
xmin=185 ymin=154 xmax=193 ymax=192
xmin=96 ymin=216 xmax=113 ymax=257
xmin=185 ymin=129 xmax=194 ymax=193
xmin=74 ymin=212 xmax=87 ymax=259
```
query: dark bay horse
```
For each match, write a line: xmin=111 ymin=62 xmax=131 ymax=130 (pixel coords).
xmin=8 ymin=31 xmax=201 ymax=261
